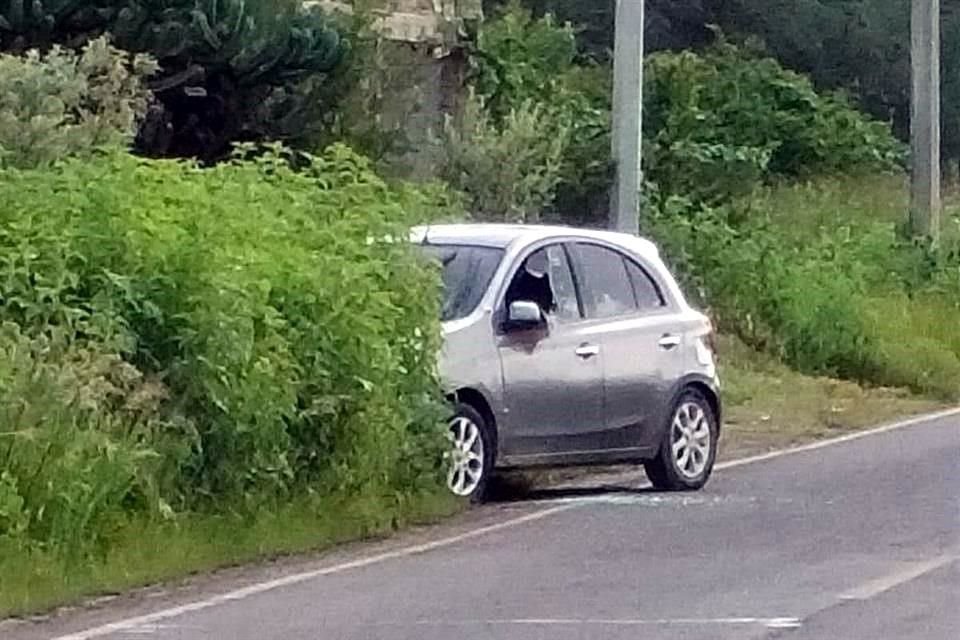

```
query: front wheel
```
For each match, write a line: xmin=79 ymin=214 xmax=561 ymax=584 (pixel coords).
xmin=446 ymin=404 xmax=495 ymax=503
xmin=645 ymin=390 xmax=718 ymax=491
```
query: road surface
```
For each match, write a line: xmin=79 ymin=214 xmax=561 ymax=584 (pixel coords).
xmin=5 ymin=413 xmax=959 ymax=640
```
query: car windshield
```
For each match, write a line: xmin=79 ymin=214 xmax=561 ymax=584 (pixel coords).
xmin=418 ymin=244 xmax=504 ymax=322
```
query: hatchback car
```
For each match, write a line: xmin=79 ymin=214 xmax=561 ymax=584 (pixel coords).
xmin=413 ymin=224 xmax=721 ymax=502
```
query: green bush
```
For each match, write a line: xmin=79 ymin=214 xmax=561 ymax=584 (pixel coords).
xmin=0 ymin=36 xmax=157 ymax=169
xmin=442 ymin=91 xmax=569 ymax=222
xmin=0 ymin=144 xmax=454 ymax=555
xmin=0 ymin=325 xmax=178 ymax=556
xmin=649 ymin=178 xmax=960 ymax=400
xmin=0 ymin=0 xmax=346 ymax=161
xmin=644 ymin=41 xmax=906 ymax=204
xmin=468 ymin=2 xmax=612 ymax=224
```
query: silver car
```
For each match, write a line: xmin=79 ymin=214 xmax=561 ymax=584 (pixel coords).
xmin=413 ymin=224 xmax=721 ymax=502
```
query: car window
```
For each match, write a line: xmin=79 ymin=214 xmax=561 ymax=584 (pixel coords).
xmin=504 ymin=245 xmax=581 ymax=322
xmin=571 ymin=243 xmax=637 ymax=319
xmin=625 ymin=260 xmax=667 ymax=311
xmin=417 ymin=244 xmax=504 ymax=322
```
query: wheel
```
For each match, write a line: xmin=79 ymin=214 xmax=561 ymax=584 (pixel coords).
xmin=644 ymin=389 xmax=718 ymax=491
xmin=446 ymin=403 xmax=495 ymax=503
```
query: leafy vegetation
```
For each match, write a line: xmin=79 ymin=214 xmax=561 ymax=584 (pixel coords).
xmin=644 ymin=40 xmax=906 ymax=204
xmin=467 ymin=4 xmax=903 ymax=222
xmin=0 ymin=144 xmax=462 ymax=600
xmin=649 ymin=178 xmax=960 ymax=400
xmin=490 ymin=0 xmax=960 ymax=171
xmin=0 ymin=0 xmax=347 ymax=160
xmin=0 ymin=35 xmax=156 ymax=168
xmin=442 ymin=92 xmax=569 ymax=223
xmin=463 ymin=2 xmax=612 ymax=224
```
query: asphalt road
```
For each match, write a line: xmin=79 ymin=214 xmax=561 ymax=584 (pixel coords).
xmin=6 ymin=413 xmax=959 ymax=640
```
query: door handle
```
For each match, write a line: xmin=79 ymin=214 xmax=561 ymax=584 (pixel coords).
xmin=575 ymin=344 xmax=600 ymax=358
xmin=658 ymin=334 xmax=682 ymax=349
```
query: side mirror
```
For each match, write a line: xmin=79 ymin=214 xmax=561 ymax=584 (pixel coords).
xmin=505 ymin=300 xmax=545 ymax=331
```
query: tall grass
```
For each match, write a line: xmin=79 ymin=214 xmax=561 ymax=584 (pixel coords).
xmin=0 ymin=145 xmax=462 ymax=615
xmin=651 ymin=174 xmax=960 ymax=400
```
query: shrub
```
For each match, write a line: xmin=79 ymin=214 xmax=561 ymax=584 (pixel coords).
xmin=0 ymin=324 xmax=182 ymax=555
xmin=0 ymin=1 xmax=347 ymax=161
xmin=467 ymin=2 xmax=612 ymax=224
xmin=649 ymin=178 xmax=960 ymax=399
xmin=644 ymin=41 xmax=906 ymax=203
xmin=0 ymin=36 xmax=157 ymax=168
xmin=442 ymin=92 xmax=569 ymax=222
xmin=0 ymin=144 xmax=454 ymax=555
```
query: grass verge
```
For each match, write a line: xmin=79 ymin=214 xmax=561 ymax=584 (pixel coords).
xmin=719 ymin=336 xmax=945 ymax=459
xmin=0 ymin=490 xmax=460 ymax=619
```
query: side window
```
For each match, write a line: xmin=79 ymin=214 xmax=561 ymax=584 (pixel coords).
xmin=626 ymin=260 xmax=667 ymax=311
xmin=571 ymin=243 xmax=637 ymax=319
xmin=504 ymin=245 xmax=581 ymax=322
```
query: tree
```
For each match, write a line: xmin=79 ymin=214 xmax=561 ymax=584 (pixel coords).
xmin=489 ymin=0 xmax=960 ymax=169
xmin=0 ymin=1 xmax=347 ymax=160
xmin=483 ymin=0 xmax=722 ymax=58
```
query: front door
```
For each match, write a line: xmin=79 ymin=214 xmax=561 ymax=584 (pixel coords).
xmin=497 ymin=244 xmax=605 ymax=457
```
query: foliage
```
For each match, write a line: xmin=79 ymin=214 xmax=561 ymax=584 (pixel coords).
xmin=0 ymin=325 xmax=179 ymax=556
xmin=649 ymin=178 xmax=960 ymax=400
xmin=493 ymin=1 xmax=960 ymax=171
xmin=443 ymin=91 xmax=569 ymax=222
xmin=468 ymin=2 xmax=612 ymax=224
xmin=471 ymin=6 xmax=904 ymax=223
xmin=483 ymin=0 xmax=718 ymax=58
xmin=0 ymin=35 xmax=157 ymax=168
xmin=0 ymin=144 xmax=456 ymax=557
xmin=644 ymin=41 xmax=906 ymax=204
xmin=0 ymin=1 xmax=348 ymax=161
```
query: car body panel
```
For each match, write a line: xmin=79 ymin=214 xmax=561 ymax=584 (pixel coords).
xmin=496 ymin=317 xmax=606 ymax=456
xmin=416 ymin=223 xmax=722 ymax=471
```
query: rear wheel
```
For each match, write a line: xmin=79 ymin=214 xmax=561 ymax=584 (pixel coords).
xmin=645 ymin=389 xmax=718 ymax=491
xmin=446 ymin=404 xmax=495 ymax=503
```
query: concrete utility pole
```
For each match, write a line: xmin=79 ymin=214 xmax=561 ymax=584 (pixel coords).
xmin=911 ymin=0 xmax=942 ymax=241
xmin=611 ymin=0 xmax=644 ymax=234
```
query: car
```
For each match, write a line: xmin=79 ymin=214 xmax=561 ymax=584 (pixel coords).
xmin=413 ymin=224 xmax=721 ymax=502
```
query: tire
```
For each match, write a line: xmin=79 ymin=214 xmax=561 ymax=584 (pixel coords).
xmin=446 ymin=403 xmax=496 ymax=504
xmin=644 ymin=389 xmax=718 ymax=491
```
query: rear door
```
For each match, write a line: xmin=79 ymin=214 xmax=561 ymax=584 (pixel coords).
xmin=569 ymin=242 xmax=687 ymax=449
xmin=497 ymin=243 xmax=606 ymax=457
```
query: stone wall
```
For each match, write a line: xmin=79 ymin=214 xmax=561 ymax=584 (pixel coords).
xmin=309 ymin=2 xmax=481 ymax=178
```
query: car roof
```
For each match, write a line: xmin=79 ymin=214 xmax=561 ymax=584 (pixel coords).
xmin=410 ymin=223 xmax=662 ymax=261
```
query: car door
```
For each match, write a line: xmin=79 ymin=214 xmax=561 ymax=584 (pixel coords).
xmin=569 ymin=242 xmax=687 ymax=450
xmin=497 ymin=243 xmax=606 ymax=457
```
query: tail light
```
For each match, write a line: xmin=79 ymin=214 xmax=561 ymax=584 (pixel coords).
xmin=698 ymin=316 xmax=718 ymax=363
xmin=705 ymin=319 xmax=718 ymax=357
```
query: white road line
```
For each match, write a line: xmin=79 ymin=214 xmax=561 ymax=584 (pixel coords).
xmin=50 ymin=506 xmax=573 ymax=640
xmin=49 ymin=406 xmax=960 ymax=640
xmin=405 ymin=616 xmax=802 ymax=627
xmin=715 ymin=406 xmax=960 ymax=472
xmin=838 ymin=554 xmax=958 ymax=601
